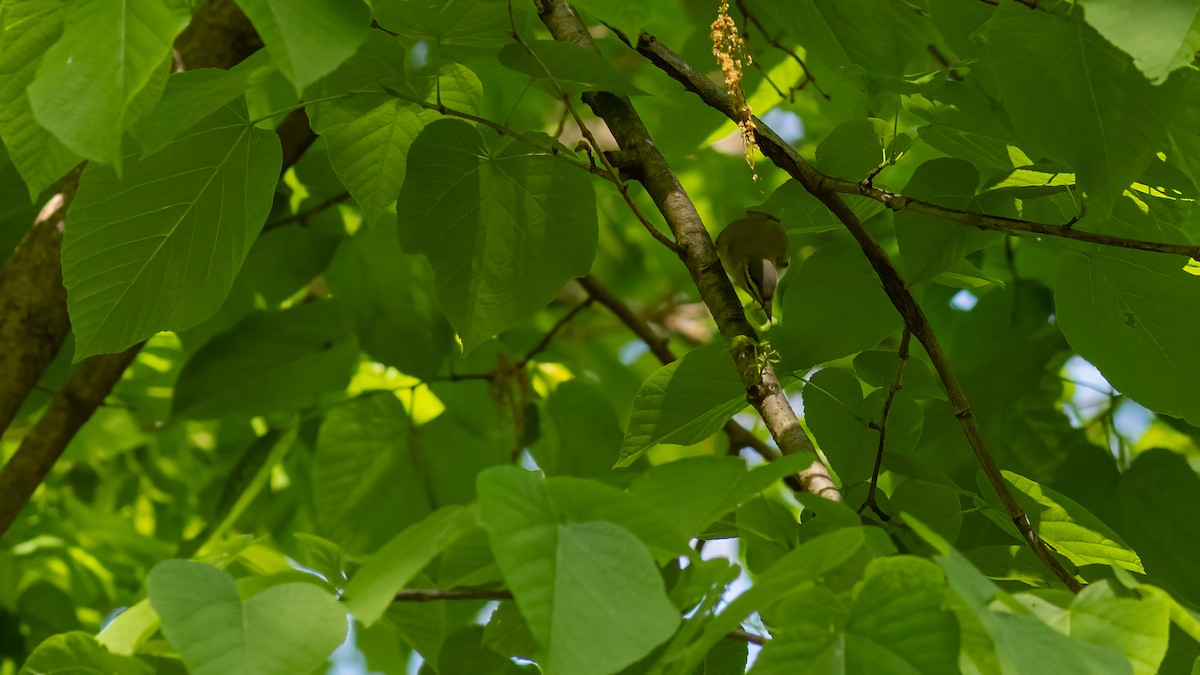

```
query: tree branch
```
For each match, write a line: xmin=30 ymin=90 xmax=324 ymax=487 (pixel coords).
xmin=537 ymin=0 xmax=840 ymax=501
xmin=504 ymin=3 xmax=680 ymax=253
xmin=263 ymin=190 xmax=350 ymax=231
xmin=382 ymin=86 xmax=613 ymax=182
xmin=0 ymin=345 xmax=142 ymax=539
xmin=733 ymin=0 xmax=829 ymax=101
xmin=577 ymin=275 xmax=798 ymax=490
xmin=392 ymin=587 xmax=769 ymax=645
xmin=0 ymin=166 xmax=82 ymax=434
xmin=859 ymin=328 xmax=910 ymax=521
xmin=633 ymin=29 xmax=1081 ymax=592
xmin=0 ymin=0 xmax=322 ymax=538
xmin=835 ymin=181 xmax=1200 ymax=259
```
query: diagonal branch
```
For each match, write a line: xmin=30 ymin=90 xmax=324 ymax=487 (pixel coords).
xmin=859 ymin=328 xmax=910 ymax=521
xmin=537 ymin=0 xmax=839 ymax=501
xmin=634 ymin=30 xmax=1081 ymax=592
xmin=629 ymin=31 xmax=1197 ymax=261
xmin=0 ymin=345 xmax=142 ymax=539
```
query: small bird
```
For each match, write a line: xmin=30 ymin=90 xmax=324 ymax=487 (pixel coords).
xmin=715 ymin=210 xmax=789 ymax=321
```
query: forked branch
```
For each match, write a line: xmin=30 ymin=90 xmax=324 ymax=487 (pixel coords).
xmin=633 ymin=28 xmax=1082 ymax=592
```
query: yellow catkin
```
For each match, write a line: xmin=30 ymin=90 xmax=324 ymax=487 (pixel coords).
xmin=711 ymin=1 xmax=758 ymax=181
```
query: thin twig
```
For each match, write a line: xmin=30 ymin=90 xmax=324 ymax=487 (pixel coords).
xmin=859 ymin=328 xmax=910 ymax=520
xmin=734 ymin=0 xmax=830 ymax=100
xmin=391 ymin=587 xmax=769 ymax=645
xmin=517 ymin=298 xmax=594 ymax=367
xmin=426 ymin=299 xmax=594 ymax=383
xmin=562 ymin=93 xmax=681 ymax=252
xmin=836 ymin=182 xmax=1200 ymax=259
xmin=634 ymin=30 xmax=1082 ymax=592
xmin=394 ymin=588 xmax=514 ymax=602
xmin=382 ymin=85 xmax=613 ymax=182
xmin=264 ymin=191 xmax=351 ymax=230
xmin=506 ymin=1 xmax=681 ymax=253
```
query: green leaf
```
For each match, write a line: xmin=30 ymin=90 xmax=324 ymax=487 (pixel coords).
xmin=684 ymin=528 xmax=867 ymax=670
xmin=627 ymin=454 xmax=814 ymax=538
xmin=62 ymin=101 xmax=282 ymax=360
xmin=906 ymin=516 xmax=1133 ymax=675
xmin=96 ymin=599 xmax=159 ymax=655
xmin=693 ymin=639 xmax=748 ymax=675
xmin=397 ymin=119 xmax=598 ymax=349
xmin=497 ymin=40 xmax=646 ymax=96
xmin=895 ymin=158 xmax=1001 ymax=285
xmin=569 ymin=0 xmax=648 ymax=42
xmin=814 ymin=118 xmax=887 ymax=181
xmin=541 ymin=477 xmax=689 ymax=561
xmin=1078 ymin=0 xmax=1200 ymax=84
xmin=1055 ymin=247 xmax=1200 ymax=425
xmin=844 ymin=557 xmax=959 ymax=673
xmin=372 ymin=0 xmax=510 ymax=51
xmin=438 ymin=625 xmax=530 ymax=674
xmin=0 ymin=0 xmax=82 ymax=198
xmin=529 ymin=379 xmax=623 ymax=478
xmin=483 ymin=602 xmax=539 ymax=661
xmin=147 ymin=560 xmax=346 ymax=675
xmin=853 ymin=349 xmax=944 ymax=401
xmin=233 ymin=0 xmax=370 ymax=94
xmin=906 ymin=82 xmax=1020 ymax=177
xmin=984 ymin=3 xmax=1185 ymax=213
xmin=313 ymin=393 xmax=435 ymax=556
xmin=754 ymin=180 xmax=843 ymax=235
xmin=310 ymin=33 xmax=483 ymax=227
xmin=753 ymin=556 xmax=960 ymax=674
xmin=237 ymin=224 xmax=341 ymax=306
xmin=802 ymin=367 xmax=921 ymax=486
xmin=738 ymin=495 xmax=799 ymax=573
xmin=325 ymin=221 xmax=455 ymax=380
xmin=889 ymin=478 xmax=963 ymax=543
xmin=132 ymin=49 xmax=277 ymax=155
xmin=345 ymin=505 xmax=479 ymax=626
xmin=755 ymin=0 xmax=937 ymax=80
xmin=476 ymin=467 xmax=680 ymax=675
xmin=1069 ymin=580 xmax=1171 ymax=675
xmin=618 ymin=341 xmax=746 ymax=467
xmin=781 ymin=237 xmax=902 ymax=368
xmin=171 ymin=301 xmax=358 ymax=420
xmin=20 ymin=631 xmax=152 ymax=675
xmin=1002 ymin=471 xmax=1143 ymax=573
xmin=1118 ymin=450 xmax=1200 ymax=606
xmin=27 ymin=0 xmax=190 ymax=168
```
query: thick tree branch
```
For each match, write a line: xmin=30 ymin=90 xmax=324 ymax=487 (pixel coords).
xmin=0 ymin=345 xmax=142 ymax=539
xmin=636 ymin=34 xmax=1197 ymax=262
xmin=0 ymin=0 xmax=319 ymax=540
xmin=634 ymin=30 xmax=1081 ymax=592
xmin=0 ymin=166 xmax=82 ymax=433
xmin=538 ymin=0 xmax=840 ymax=501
